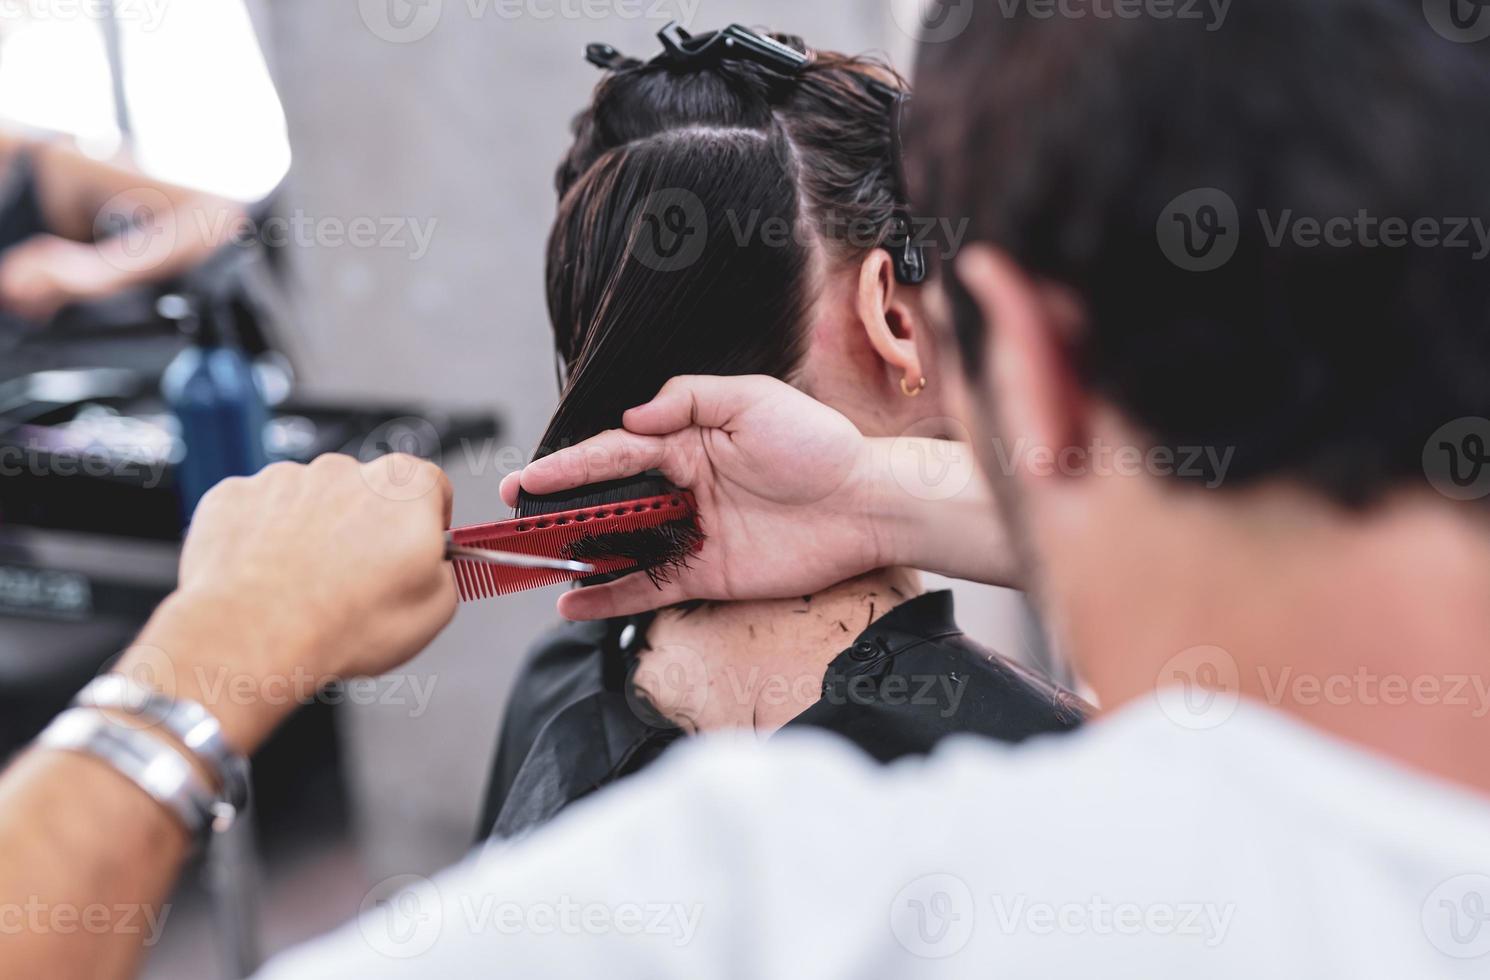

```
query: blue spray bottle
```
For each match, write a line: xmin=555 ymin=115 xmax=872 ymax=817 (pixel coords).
xmin=159 ymin=295 xmax=269 ymax=518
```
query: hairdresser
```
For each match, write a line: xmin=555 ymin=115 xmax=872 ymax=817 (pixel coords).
xmin=4 ymin=0 xmax=1490 ymax=977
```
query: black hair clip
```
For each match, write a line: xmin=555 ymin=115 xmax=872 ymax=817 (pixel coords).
xmin=585 ymin=42 xmax=642 ymax=71
xmin=880 ymin=90 xmax=927 ymax=286
xmin=650 ymin=21 xmax=810 ymax=74
xmin=885 ymin=214 xmax=928 ymax=286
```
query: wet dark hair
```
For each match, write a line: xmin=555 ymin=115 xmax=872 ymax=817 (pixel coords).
xmin=909 ymin=0 xmax=1490 ymax=506
xmin=518 ymin=32 xmax=910 ymax=573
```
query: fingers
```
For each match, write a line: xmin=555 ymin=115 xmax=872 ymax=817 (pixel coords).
xmin=622 ymin=374 xmax=785 ymax=435
xmin=519 ymin=429 xmax=672 ymax=495
xmin=431 ymin=464 xmax=454 ymax=529
xmin=499 ymin=471 xmax=522 ymax=508
xmin=556 ymin=573 xmax=691 ymax=621
xmin=358 ymin=453 xmax=453 ymax=527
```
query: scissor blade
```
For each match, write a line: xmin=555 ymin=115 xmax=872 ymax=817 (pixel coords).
xmin=446 ymin=543 xmax=595 ymax=575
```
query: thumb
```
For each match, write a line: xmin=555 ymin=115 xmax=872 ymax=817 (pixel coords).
xmin=500 ymin=471 xmax=523 ymax=508
xmin=556 ymin=573 xmax=692 ymax=621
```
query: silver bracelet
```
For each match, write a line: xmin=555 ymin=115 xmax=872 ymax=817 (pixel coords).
xmin=75 ymin=674 xmax=250 ymax=832
xmin=37 ymin=708 xmax=217 ymax=841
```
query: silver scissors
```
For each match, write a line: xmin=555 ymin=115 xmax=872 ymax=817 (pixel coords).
xmin=445 ymin=536 xmax=595 ymax=574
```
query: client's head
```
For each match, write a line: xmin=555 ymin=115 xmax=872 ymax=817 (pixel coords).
xmin=522 ymin=27 xmax=943 ymax=573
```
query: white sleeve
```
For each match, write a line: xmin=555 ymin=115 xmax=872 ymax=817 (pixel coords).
xmin=243 ymin=703 xmax=1490 ymax=980
xmin=249 ymin=731 xmax=924 ymax=980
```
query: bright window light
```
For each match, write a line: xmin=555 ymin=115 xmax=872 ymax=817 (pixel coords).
xmin=118 ymin=0 xmax=290 ymax=201
xmin=0 ymin=19 xmax=121 ymax=152
xmin=0 ymin=1 xmax=290 ymax=202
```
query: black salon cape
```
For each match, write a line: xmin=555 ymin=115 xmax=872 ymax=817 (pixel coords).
xmin=477 ymin=591 xmax=1085 ymax=841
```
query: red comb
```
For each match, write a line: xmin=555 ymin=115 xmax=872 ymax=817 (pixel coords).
xmin=449 ymin=492 xmax=699 ymax=600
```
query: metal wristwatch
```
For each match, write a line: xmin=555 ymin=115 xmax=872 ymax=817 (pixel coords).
xmin=37 ymin=707 xmax=219 ymax=841
xmin=75 ymin=673 xmax=251 ymax=833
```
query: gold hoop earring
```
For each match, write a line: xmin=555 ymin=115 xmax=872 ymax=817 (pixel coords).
xmin=900 ymin=376 xmax=927 ymax=398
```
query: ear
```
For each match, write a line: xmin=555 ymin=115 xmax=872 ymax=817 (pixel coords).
xmin=955 ymin=245 xmax=1087 ymax=476
xmin=855 ymin=249 xmax=924 ymax=392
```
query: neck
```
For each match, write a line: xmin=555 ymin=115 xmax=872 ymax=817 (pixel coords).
xmin=638 ymin=567 xmax=924 ymax=734
xmin=1057 ymin=482 xmax=1490 ymax=795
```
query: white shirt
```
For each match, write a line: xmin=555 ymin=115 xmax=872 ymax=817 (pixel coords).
xmin=256 ymin=700 xmax=1490 ymax=978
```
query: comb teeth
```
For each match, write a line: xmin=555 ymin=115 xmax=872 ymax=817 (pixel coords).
xmin=449 ymin=493 xmax=699 ymax=601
